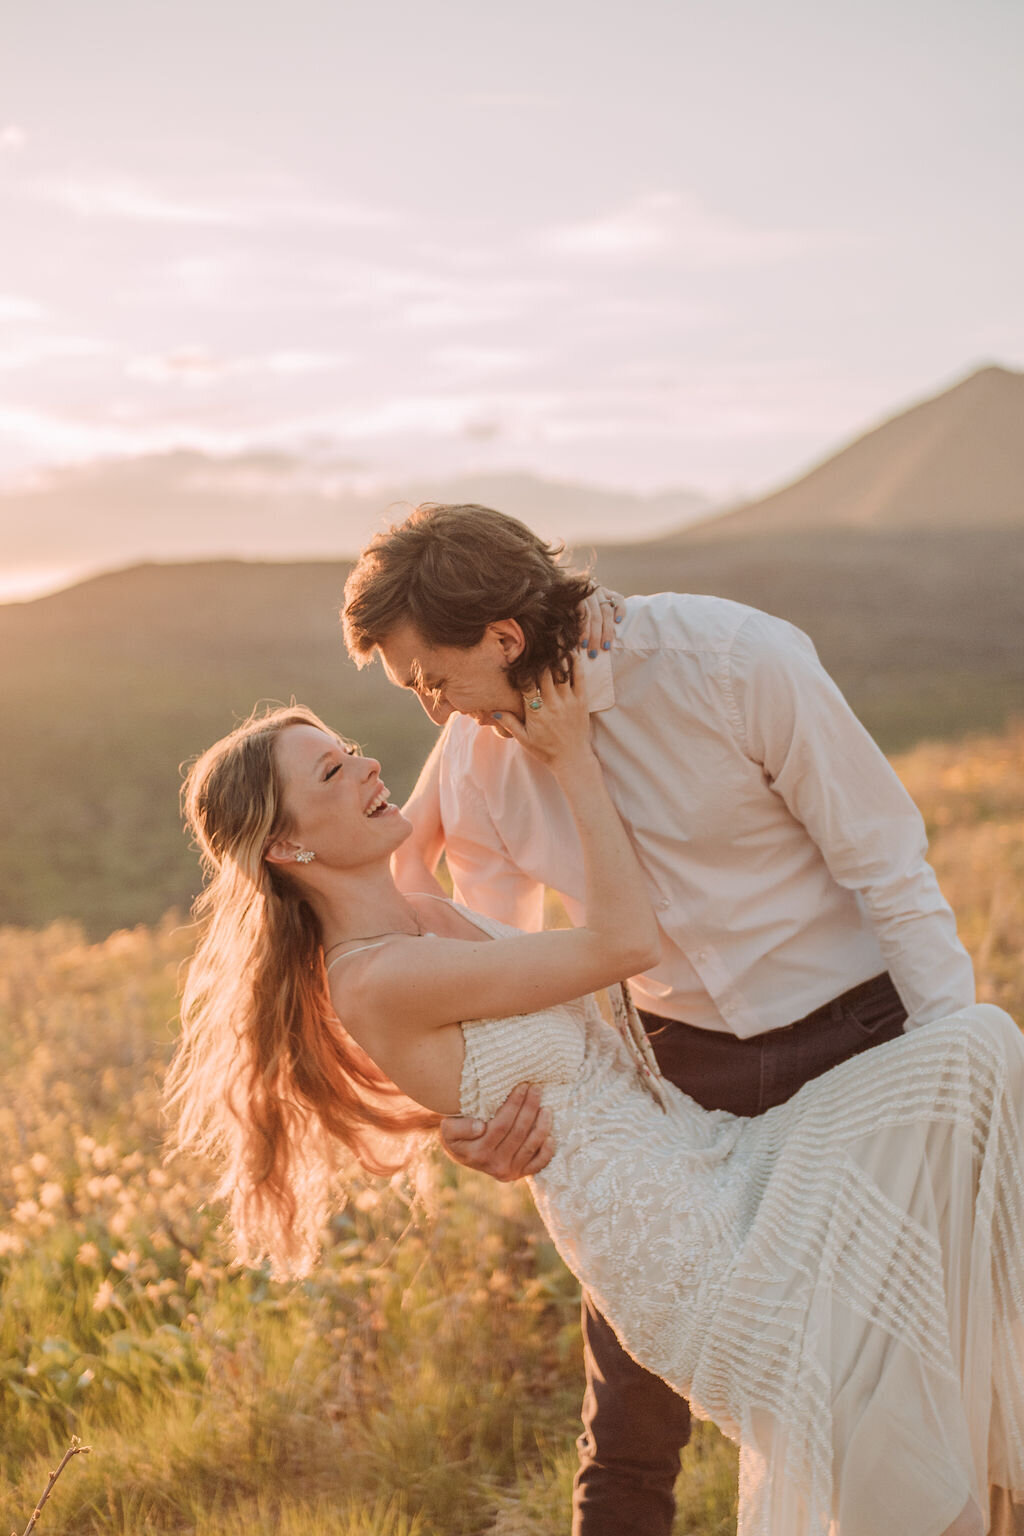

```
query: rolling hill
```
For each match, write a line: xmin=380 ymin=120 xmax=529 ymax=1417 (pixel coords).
xmin=2 ymin=525 xmax=1023 ymax=936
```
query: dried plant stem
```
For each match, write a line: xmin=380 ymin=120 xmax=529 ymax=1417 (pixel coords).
xmin=12 ymin=1436 xmax=91 ymax=1536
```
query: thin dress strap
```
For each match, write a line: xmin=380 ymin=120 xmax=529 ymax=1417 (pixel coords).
xmin=325 ymin=940 xmax=391 ymax=976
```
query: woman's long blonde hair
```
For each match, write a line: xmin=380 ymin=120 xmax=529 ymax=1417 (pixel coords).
xmin=166 ymin=704 xmax=439 ymax=1277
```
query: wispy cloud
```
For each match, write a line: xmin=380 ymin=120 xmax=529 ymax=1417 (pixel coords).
xmin=0 ymin=405 xmax=247 ymax=478
xmin=431 ymin=344 xmax=541 ymax=378
xmin=0 ymin=294 xmax=47 ymax=323
xmin=0 ymin=335 xmax=108 ymax=371
xmin=144 ymin=251 xmax=563 ymax=332
xmin=125 ymin=346 xmax=350 ymax=386
xmin=543 ymin=191 xmax=824 ymax=267
xmin=30 ymin=174 xmax=398 ymax=230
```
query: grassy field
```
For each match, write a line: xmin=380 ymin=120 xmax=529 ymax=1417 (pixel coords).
xmin=1 ymin=723 xmax=1023 ymax=1534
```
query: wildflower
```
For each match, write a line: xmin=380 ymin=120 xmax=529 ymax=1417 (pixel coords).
xmin=93 ymin=1279 xmax=116 ymax=1313
xmin=39 ymin=1181 xmax=64 ymax=1211
xmin=76 ymin=1242 xmax=101 ymax=1268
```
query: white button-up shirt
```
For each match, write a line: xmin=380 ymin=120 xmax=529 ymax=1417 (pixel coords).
xmin=435 ymin=593 xmax=975 ymax=1036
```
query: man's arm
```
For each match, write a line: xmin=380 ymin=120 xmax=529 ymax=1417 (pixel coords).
xmin=438 ymin=731 xmax=548 ymax=930
xmin=391 ymin=731 xmax=447 ymax=896
xmin=729 ymin=612 xmax=975 ymax=1027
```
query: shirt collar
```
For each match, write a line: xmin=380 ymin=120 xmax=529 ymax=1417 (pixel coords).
xmin=580 ymin=646 xmax=616 ymax=714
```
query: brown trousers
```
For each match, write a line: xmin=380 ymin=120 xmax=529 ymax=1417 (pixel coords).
xmin=572 ymin=972 xmax=908 ymax=1536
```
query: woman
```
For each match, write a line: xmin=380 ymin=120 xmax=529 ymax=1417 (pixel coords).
xmin=168 ymin=672 xmax=1024 ymax=1536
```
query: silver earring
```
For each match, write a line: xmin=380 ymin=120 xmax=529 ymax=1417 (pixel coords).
xmin=294 ymin=849 xmax=315 ymax=864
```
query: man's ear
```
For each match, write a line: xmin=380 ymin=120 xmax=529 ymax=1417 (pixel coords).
xmin=488 ymin=619 xmax=526 ymax=663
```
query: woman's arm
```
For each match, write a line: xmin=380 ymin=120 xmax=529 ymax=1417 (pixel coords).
xmin=352 ymin=668 xmax=660 ymax=1040
xmin=390 ymin=731 xmax=446 ymax=897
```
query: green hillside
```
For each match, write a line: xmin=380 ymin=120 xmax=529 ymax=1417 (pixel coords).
xmin=2 ymin=527 xmax=1023 ymax=936
xmin=0 ymin=561 xmax=436 ymax=934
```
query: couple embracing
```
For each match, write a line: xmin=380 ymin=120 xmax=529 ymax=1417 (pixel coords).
xmin=171 ymin=502 xmax=1024 ymax=1536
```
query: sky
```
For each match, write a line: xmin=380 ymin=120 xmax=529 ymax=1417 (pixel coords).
xmin=1 ymin=0 xmax=1022 ymax=521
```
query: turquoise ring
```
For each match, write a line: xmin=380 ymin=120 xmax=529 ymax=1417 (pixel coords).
xmin=527 ymin=696 xmax=543 ymax=711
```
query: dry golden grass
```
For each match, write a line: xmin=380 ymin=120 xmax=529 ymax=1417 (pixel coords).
xmin=0 ymin=722 xmax=1021 ymax=1533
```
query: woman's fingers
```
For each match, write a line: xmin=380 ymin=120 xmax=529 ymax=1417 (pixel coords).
xmin=579 ymin=587 xmax=626 ymax=656
xmin=494 ymin=665 xmax=589 ymax=763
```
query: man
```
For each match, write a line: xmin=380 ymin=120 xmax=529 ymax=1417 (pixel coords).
xmin=342 ymin=502 xmax=975 ymax=1536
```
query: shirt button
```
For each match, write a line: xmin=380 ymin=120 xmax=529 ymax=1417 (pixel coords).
xmin=697 ymin=950 xmax=708 ymax=962
xmin=657 ymin=898 xmax=670 ymax=910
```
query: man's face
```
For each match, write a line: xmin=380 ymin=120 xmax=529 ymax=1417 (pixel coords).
xmin=377 ymin=620 xmax=526 ymax=730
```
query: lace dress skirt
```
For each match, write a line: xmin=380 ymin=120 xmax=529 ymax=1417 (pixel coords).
xmin=460 ymin=983 xmax=1024 ymax=1536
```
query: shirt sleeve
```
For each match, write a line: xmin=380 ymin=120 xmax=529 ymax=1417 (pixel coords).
xmin=726 ymin=610 xmax=976 ymax=1028
xmin=438 ymin=737 xmax=547 ymax=932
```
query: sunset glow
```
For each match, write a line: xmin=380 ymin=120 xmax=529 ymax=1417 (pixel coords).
xmin=1 ymin=0 xmax=1022 ymax=596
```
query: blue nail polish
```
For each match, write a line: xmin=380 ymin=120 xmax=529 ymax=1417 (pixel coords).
xmin=602 ymin=640 xmax=611 ymax=650
xmin=492 ymin=712 xmax=502 ymax=719
xmin=588 ymin=648 xmax=597 ymax=659
xmin=614 ymin=614 xmax=623 ymax=623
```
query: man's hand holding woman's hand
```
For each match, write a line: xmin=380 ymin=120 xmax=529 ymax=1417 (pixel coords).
xmin=440 ymin=1083 xmax=555 ymax=1180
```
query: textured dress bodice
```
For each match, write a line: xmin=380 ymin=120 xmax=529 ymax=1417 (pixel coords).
xmin=458 ymin=914 xmax=751 ymax=1391
xmin=456 ymin=909 xmax=1024 ymax=1536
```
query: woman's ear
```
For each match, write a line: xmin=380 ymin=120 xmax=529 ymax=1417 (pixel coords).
xmin=265 ymin=836 xmax=303 ymax=867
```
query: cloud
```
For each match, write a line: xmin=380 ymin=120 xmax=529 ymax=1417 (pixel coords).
xmin=0 ymin=335 xmax=108 ymax=371
xmin=125 ymin=346 xmax=350 ymax=386
xmin=543 ymin=191 xmax=822 ymax=268
xmin=30 ymin=174 xmax=397 ymax=230
xmin=0 ymin=124 xmax=26 ymax=152
xmin=145 ymin=249 xmax=564 ymax=333
xmin=126 ymin=346 xmax=228 ymax=385
xmin=0 ymin=405 xmax=250 ymax=482
xmin=431 ymin=344 xmax=540 ymax=377
xmin=0 ymin=295 xmax=47 ymax=323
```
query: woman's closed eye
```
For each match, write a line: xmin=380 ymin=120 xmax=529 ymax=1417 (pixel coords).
xmin=323 ymin=744 xmax=357 ymax=780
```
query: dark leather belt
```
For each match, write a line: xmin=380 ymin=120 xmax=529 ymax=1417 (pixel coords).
xmin=639 ymin=971 xmax=903 ymax=1045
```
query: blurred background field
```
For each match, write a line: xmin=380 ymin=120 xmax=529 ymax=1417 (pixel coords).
xmin=1 ymin=724 xmax=1022 ymax=1535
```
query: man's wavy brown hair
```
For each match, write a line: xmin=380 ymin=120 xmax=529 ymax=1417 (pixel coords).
xmin=342 ymin=503 xmax=594 ymax=690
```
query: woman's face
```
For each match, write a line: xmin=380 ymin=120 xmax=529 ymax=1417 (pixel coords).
xmin=269 ymin=724 xmax=410 ymax=870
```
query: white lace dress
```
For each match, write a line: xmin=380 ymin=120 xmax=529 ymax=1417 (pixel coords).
xmin=457 ymin=911 xmax=1024 ymax=1536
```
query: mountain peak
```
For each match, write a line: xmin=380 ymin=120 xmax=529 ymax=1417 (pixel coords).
xmin=678 ymin=361 xmax=1024 ymax=540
